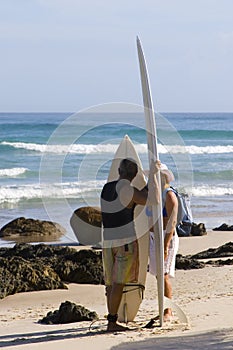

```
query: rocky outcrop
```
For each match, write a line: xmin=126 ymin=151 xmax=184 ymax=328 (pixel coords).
xmin=0 ymin=255 xmax=66 ymax=299
xmin=176 ymin=242 xmax=233 ymax=269
xmin=190 ymin=222 xmax=207 ymax=236
xmin=175 ymin=254 xmax=205 ymax=269
xmin=70 ymin=207 xmax=102 ymax=246
xmin=0 ymin=217 xmax=66 ymax=243
xmin=213 ymin=223 xmax=233 ymax=231
xmin=39 ymin=301 xmax=98 ymax=324
xmin=0 ymin=241 xmax=232 ymax=300
xmin=71 ymin=207 xmax=102 ymax=227
xmin=190 ymin=242 xmax=233 ymax=259
xmin=0 ymin=243 xmax=103 ymax=299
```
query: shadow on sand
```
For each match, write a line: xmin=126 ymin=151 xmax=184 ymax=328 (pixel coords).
xmin=0 ymin=325 xmax=106 ymax=348
xmin=112 ymin=328 xmax=233 ymax=350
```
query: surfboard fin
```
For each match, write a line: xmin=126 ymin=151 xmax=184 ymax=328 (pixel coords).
xmin=144 ymin=297 xmax=189 ymax=328
xmin=164 ymin=296 xmax=189 ymax=325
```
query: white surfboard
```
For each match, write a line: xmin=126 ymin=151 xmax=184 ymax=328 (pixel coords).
xmin=136 ymin=37 xmax=188 ymax=327
xmin=105 ymin=134 xmax=150 ymax=323
xmin=136 ymin=37 xmax=165 ymax=326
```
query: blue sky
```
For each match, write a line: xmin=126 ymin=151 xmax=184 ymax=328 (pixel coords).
xmin=0 ymin=0 xmax=233 ymax=112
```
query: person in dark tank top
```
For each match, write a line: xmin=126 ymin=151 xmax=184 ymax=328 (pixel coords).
xmin=101 ymin=158 xmax=160 ymax=332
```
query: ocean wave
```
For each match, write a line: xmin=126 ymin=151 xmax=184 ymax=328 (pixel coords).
xmin=0 ymin=180 xmax=105 ymax=203
xmin=184 ymin=145 xmax=233 ymax=154
xmin=0 ymin=167 xmax=28 ymax=177
xmin=1 ymin=141 xmax=147 ymax=154
xmin=1 ymin=141 xmax=233 ymax=155
xmin=191 ymin=185 xmax=233 ymax=197
xmin=0 ymin=181 xmax=232 ymax=204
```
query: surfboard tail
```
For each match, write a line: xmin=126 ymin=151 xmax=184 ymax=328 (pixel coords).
xmin=164 ymin=296 xmax=189 ymax=325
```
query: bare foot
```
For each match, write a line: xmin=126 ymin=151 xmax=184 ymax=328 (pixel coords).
xmin=107 ymin=322 xmax=129 ymax=332
xmin=144 ymin=312 xmax=173 ymax=328
xmin=163 ymin=308 xmax=173 ymax=322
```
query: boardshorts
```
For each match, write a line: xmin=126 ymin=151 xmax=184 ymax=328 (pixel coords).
xmin=149 ymin=230 xmax=179 ymax=278
xmin=103 ymin=239 xmax=139 ymax=285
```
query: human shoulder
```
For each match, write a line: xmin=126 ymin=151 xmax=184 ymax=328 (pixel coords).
xmin=101 ymin=180 xmax=117 ymax=197
xmin=107 ymin=180 xmax=117 ymax=185
xmin=102 ymin=180 xmax=117 ymax=189
xmin=163 ymin=187 xmax=178 ymax=221
xmin=165 ymin=187 xmax=178 ymax=204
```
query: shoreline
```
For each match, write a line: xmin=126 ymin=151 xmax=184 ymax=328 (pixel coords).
xmin=0 ymin=230 xmax=232 ymax=349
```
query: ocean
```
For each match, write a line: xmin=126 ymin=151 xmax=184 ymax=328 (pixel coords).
xmin=0 ymin=105 xmax=232 ymax=245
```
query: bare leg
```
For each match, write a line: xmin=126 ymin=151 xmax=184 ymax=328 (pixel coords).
xmin=164 ymin=273 xmax=173 ymax=320
xmin=106 ymin=283 xmax=129 ymax=332
xmin=144 ymin=274 xmax=173 ymax=328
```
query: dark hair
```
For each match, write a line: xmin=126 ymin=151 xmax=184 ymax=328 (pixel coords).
xmin=118 ymin=158 xmax=138 ymax=179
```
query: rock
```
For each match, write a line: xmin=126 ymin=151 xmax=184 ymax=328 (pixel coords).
xmin=71 ymin=207 xmax=102 ymax=227
xmin=2 ymin=240 xmax=231 ymax=302
xmin=207 ymin=258 xmax=233 ymax=266
xmin=39 ymin=301 xmax=98 ymax=324
xmin=191 ymin=242 xmax=233 ymax=259
xmin=0 ymin=255 xmax=66 ymax=299
xmin=176 ymin=254 xmax=205 ymax=269
xmin=191 ymin=222 xmax=207 ymax=236
xmin=0 ymin=243 xmax=104 ymax=299
xmin=55 ymin=249 xmax=104 ymax=284
xmin=213 ymin=223 xmax=233 ymax=231
xmin=70 ymin=207 xmax=102 ymax=246
xmin=0 ymin=217 xmax=66 ymax=243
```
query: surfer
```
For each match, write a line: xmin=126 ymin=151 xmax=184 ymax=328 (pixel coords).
xmin=101 ymin=158 xmax=159 ymax=332
xmin=149 ymin=163 xmax=179 ymax=322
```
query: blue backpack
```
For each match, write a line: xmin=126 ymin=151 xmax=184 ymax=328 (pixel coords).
xmin=163 ymin=187 xmax=193 ymax=237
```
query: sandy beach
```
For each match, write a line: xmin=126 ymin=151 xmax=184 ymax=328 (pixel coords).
xmin=0 ymin=230 xmax=232 ymax=350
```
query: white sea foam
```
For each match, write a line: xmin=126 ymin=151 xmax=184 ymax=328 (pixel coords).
xmin=0 ymin=167 xmax=28 ymax=177
xmin=0 ymin=180 xmax=105 ymax=203
xmin=0 ymin=181 xmax=232 ymax=204
xmin=191 ymin=185 xmax=233 ymax=197
xmin=2 ymin=141 xmax=233 ymax=155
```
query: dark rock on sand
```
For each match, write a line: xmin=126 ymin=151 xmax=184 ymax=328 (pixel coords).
xmin=0 ymin=255 xmax=66 ymax=299
xmin=0 ymin=217 xmax=66 ymax=243
xmin=39 ymin=301 xmax=98 ymax=324
xmin=191 ymin=222 xmax=207 ymax=236
xmin=1 ymin=240 xmax=232 ymax=301
xmin=70 ymin=206 xmax=102 ymax=246
xmin=175 ymin=254 xmax=205 ymax=269
xmin=71 ymin=207 xmax=102 ymax=228
xmin=0 ymin=243 xmax=104 ymax=299
xmin=191 ymin=242 xmax=233 ymax=259
xmin=54 ymin=249 xmax=104 ymax=284
xmin=213 ymin=223 xmax=233 ymax=231
xmin=207 ymin=258 xmax=233 ymax=266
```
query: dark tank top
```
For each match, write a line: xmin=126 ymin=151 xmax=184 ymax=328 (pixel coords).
xmin=101 ymin=180 xmax=136 ymax=241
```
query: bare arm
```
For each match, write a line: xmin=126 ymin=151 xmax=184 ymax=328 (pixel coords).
xmin=164 ymin=190 xmax=178 ymax=258
xmin=118 ymin=160 xmax=161 ymax=207
xmin=118 ymin=180 xmax=148 ymax=207
xmin=131 ymin=160 xmax=161 ymax=206
xmin=147 ymin=160 xmax=161 ymax=205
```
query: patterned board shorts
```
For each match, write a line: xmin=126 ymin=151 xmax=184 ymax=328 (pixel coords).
xmin=149 ymin=230 xmax=179 ymax=278
xmin=103 ymin=240 xmax=139 ymax=285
